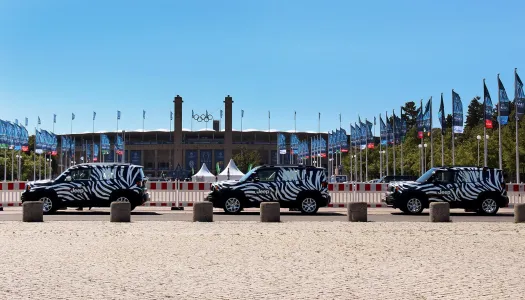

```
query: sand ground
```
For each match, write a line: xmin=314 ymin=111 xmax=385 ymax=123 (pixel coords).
xmin=0 ymin=221 xmax=524 ymax=300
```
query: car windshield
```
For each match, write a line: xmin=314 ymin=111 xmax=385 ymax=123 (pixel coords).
xmin=416 ymin=169 xmax=435 ymax=183
xmin=54 ymin=170 xmax=69 ymax=181
xmin=239 ymin=167 xmax=258 ymax=182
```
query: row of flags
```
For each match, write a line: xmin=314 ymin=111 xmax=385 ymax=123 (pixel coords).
xmin=35 ymin=130 xmax=58 ymax=155
xmin=0 ymin=120 xmax=30 ymax=151
xmin=278 ymin=130 xmax=349 ymax=160
xmin=351 ymin=118 xmax=375 ymax=149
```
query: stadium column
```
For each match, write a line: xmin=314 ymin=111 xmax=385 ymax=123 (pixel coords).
xmin=173 ymin=95 xmax=184 ymax=169
xmin=224 ymin=95 xmax=233 ymax=163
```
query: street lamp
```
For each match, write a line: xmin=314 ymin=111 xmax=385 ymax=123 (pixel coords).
xmin=477 ymin=135 xmax=481 ymax=166
xmin=424 ymin=144 xmax=428 ymax=173
xmin=418 ymin=144 xmax=423 ymax=175
xmin=15 ymin=155 xmax=22 ymax=181
xmin=46 ymin=158 xmax=51 ymax=180
xmin=379 ymin=150 xmax=386 ymax=178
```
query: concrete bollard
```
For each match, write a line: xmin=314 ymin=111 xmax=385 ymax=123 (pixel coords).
xmin=110 ymin=202 xmax=131 ymax=222
xmin=347 ymin=202 xmax=367 ymax=222
xmin=22 ymin=201 xmax=44 ymax=222
xmin=430 ymin=202 xmax=450 ymax=222
xmin=260 ymin=202 xmax=280 ymax=222
xmin=514 ymin=203 xmax=525 ymax=223
xmin=193 ymin=202 xmax=213 ymax=222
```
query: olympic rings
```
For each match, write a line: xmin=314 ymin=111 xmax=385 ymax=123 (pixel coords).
xmin=192 ymin=111 xmax=214 ymax=122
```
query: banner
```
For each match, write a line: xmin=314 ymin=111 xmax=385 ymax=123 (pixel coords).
xmin=484 ymin=81 xmax=493 ymax=129
xmin=438 ymin=94 xmax=446 ymax=134
xmin=100 ymin=134 xmax=110 ymax=154
xmin=452 ymin=90 xmax=464 ymax=134
xmin=339 ymin=128 xmax=348 ymax=152
xmin=93 ymin=144 xmax=99 ymax=162
xmin=115 ymin=135 xmax=123 ymax=155
xmin=380 ymin=116 xmax=387 ymax=145
xmin=516 ymin=71 xmax=525 ymax=120
xmin=277 ymin=133 xmax=287 ymax=154
xmin=423 ymin=98 xmax=431 ymax=134
xmin=185 ymin=150 xmax=197 ymax=174
xmin=130 ymin=150 xmax=141 ymax=165
xmin=366 ymin=120 xmax=374 ymax=149
xmin=200 ymin=150 xmax=212 ymax=170
xmin=0 ymin=120 xmax=7 ymax=149
xmin=214 ymin=150 xmax=224 ymax=172
xmin=498 ymin=77 xmax=510 ymax=125
xmin=290 ymin=134 xmax=300 ymax=154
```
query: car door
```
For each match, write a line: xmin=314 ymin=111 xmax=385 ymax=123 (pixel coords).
xmin=252 ymin=168 xmax=278 ymax=202
xmin=69 ymin=168 xmax=93 ymax=205
xmin=429 ymin=170 xmax=456 ymax=203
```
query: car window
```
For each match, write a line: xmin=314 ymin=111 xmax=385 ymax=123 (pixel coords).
xmin=101 ymin=168 xmax=116 ymax=180
xmin=434 ymin=171 xmax=454 ymax=184
xmin=279 ymin=169 xmax=298 ymax=182
xmin=257 ymin=169 xmax=277 ymax=182
xmin=70 ymin=169 xmax=91 ymax=181
xmin=456 ymin=170 xmax=482 ymax=183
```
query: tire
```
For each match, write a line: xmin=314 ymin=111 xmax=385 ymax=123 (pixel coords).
xmin=112 ymin=193 xmax=138 ymax=211
xmin=38 ymin=195 xmax=58 ymax=214
xmin=223 ymin=196 xmax=242 ymax=214
xmin=402 ymin=196 xmax=424 ymax=215
xmin=299 ymin=196 xmax=319 ymax=214
xmin=477 ymin=197 xmax=499 ymax=215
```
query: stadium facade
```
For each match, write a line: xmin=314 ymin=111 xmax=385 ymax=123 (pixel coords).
xmin=59 ymin=95 xmax=333 ymax=178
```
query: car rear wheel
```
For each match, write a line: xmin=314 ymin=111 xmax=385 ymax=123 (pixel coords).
xmin=300 ymin=197 xmax=319 ymax=214
xmin=478 ymin=197 xmax=499 ymax=215
xmin=39 ymin=196 xmax=57 ymax=214
xmin=223 ymin=197 xmax=242 ymax=214
xmin=114 ymin=195 xmax=137 ymax=211
xmin=403 ymin=197 xmax=424 ymax=214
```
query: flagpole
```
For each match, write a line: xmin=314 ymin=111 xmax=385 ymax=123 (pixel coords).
xmin=365 ymin=121 xmax=368 ymax=181
xmin=430 ymin=97 xmax=434 ymax=168
xmin=497 ymin=74 xmax=502 ymax=170
xmin=400 ymin=107 xmax=404 ymax=175
xmin=92 ymin=112 xmax=95 ymax=163
xmin=450 ymin=92 xmax=455 ymax=166
xmin=379 ymin=115 xmax=382 ymax=178
xmin=33 ymin=128 xmax=36 ymax=181
xmin=116 ymin=112 xmax=119 ymax=163
xmin=392 ymin=110 xmax=396 ymax=176
xmin=385 ymin=112 xmax=389 ymax=176
xmin=515 ymin=68 xmax=520 ymax=183
xmin=483 ymin=82 xmax=487 ymax=168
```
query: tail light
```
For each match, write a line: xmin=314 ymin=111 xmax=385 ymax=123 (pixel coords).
xmin=321 ymin=181 xmax=328 ymax=188
xmin=136 ymin=181 xmax=142 ymax=187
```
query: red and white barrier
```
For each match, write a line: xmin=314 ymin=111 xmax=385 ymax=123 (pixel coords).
xmin=1 ymin=181 xmax=525 ymax=209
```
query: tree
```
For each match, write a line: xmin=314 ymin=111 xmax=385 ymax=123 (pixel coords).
xmin=402 ymin=101 xmax=418 ymax=129
xmin=465 ymin=96 xmax=483 ymax=129
xmin=232 ymin=147 xmax=262 ymax=173
xmin=445 ymin=114 xmax=453 ymax=129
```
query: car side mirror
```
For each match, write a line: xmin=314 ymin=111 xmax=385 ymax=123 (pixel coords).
xmin=65 ymin=176 xmax=72 ymax=182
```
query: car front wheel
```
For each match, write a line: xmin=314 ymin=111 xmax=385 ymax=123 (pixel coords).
xmin=478 ymin=197 xmax=499 ymax=215
xmin=299 ymin=197 xmax=319 ymax=214
xmin=39 ymin=196 xmax=57 ymax=214
xmin=223 ymin=197 xmax=242 ymax=214
xmin=403 ymin=197 xmax=424 ymax=214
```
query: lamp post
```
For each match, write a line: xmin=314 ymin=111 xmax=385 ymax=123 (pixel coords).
xmin=379 ymin=150 xmax=386 ymax=178
xmin=484 ymin=134 xmax=489 ymax=167
xmin=46 ymin=158 xmax=50 ymax=179
xmin=351 ymin=154 xmax=357 ymax=182
xmin=424 ymin=143 xmax=428 ymax=173
xmin=477 ymin=135 xmax=481 ymax=166
xmin=418 ymin=144 xmax=423 ymax=176
xmin=15 ymin=154 xmax=22 ymax=181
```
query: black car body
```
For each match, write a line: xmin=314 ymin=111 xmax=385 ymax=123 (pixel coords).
xmin=384 ymin=166 xmax=509 ymax=215
xmin=207 ymin=165 xmax=330 ymax=214
xmin=377 ymin=175 xmax=418 ymax=183
xmin=21 ymin=163 xmax=149 ymax=213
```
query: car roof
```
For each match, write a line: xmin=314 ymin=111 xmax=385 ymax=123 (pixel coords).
xmin=71 ymin=163 xmax=144 ymax=169
xmin=432 ymin=166 xmax=502 ymax=171
xmin=259 ymin=164 xmax=325 ymax=170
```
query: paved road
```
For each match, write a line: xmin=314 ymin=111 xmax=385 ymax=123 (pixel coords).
xmin=0 ymin=207 xmax=516 ymax=222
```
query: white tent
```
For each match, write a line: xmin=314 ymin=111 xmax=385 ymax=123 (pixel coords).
xmin=218 ymin=159 xmax=245 ymax=181
xmin=191 ymin=163 xmax=216 ymax=182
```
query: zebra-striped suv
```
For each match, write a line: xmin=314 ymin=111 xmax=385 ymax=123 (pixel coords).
xmin=384 ymin=167 xmax=509 ymax=215
xmin=207 ymin=165 xmax=330 ymax=214
xmin=21 ymin=163 xmax=149 ymax=213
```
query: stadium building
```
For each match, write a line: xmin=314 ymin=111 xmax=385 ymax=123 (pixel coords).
xmin=59 ymin=95 xmax=334 ymax=179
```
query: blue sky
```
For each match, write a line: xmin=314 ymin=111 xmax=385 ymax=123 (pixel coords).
xmin=1 ymin=0 xmax=524 ymax=134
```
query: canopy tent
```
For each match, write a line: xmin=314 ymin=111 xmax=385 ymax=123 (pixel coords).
xmin=191 ymin=163 xmax=216 ymax=182
xmin=218 ymin=159 xmax=245 ymax=181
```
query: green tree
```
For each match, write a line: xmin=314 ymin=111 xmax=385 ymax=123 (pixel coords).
xmin=465 ymin=96 xmax=483 ymax=129
xmin=232 ymin=147 xmax=262 ymax=173
xmin=402 ymin=101 xmax=418 ymax=129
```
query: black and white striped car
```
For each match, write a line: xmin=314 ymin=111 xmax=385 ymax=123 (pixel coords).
xmin=384 ymin=167 xmax=509 ymax=215
xmin=207 ymin=165 xmax=330 ymax=214
xmin=21 ymin=163 xmax=149 ymax=213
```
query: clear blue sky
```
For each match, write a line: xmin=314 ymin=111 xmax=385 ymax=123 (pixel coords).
xmin=1 ymin=0 xmax=524 ymax=135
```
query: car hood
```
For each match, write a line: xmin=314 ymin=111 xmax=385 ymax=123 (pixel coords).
xmin=212 ymin=180 xmax=239 ymax=189
xmin=27 ymin=179 xmax=54 ymax=187
xmin=389 ymin=180 xmax=419 ymax=191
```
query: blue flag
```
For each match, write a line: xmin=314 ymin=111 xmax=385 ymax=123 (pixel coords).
xmin=498 ymin=77 xmax=510 ymax=125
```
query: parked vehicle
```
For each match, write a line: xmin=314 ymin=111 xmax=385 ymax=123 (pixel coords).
xmin=384 ymin=167 xmax=508 ymax=215
xmin=21 ymin=163 xmax=149 ymax=213
xmin=377 ymin=175 xmax=418 ymax=183
xmin=207 ymin=165 xmax=330 ymax=214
